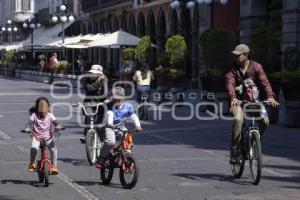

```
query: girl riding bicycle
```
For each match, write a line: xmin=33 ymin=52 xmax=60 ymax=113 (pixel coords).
xmin=24 ymin=97 xmax=63 ymax=174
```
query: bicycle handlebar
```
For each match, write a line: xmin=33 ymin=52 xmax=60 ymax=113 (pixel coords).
xmin=73 ymin=102 xmax=105 ymax=117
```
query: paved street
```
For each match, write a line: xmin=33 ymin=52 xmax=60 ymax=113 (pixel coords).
xmin=0 ymin=76 xmax=300 ymax=200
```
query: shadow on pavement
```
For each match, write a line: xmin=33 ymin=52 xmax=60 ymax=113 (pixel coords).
xmin=1 ymin=179 xmax=52 ymax=187
xmin=74 ymin=180 xmax=123 ymax=189
xmin=0 ymin=196 xmax=24 ymax=200
xmin=171 ymin=173 xmax=252 ymax=186
xmin=58 ymin=158 xmax=90 ymax=167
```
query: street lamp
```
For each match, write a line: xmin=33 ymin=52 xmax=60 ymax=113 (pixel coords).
xmin=23 ymin=18 xmax=42 ymax=67
xmin=1 ymin=20 xmax=18 ymax=44
xmin=51 ymin=4 xmax=75 ymax=58
xmin=170 ymin=0 xmax=228 ymax=10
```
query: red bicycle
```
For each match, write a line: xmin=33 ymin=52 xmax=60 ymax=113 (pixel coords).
xmin=21 ymin=127 xmax=65 ymax=187
xmin=100 ymin=126 xmax=140 ymax=189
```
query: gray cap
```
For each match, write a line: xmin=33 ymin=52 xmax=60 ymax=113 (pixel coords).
xmin=232 ymin=44 xmax=250 ymax=55
xmin=111 ymin=87 xmax=125 ymax=99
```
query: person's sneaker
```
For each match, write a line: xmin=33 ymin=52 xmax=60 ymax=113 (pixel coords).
xmin=28 ymin=163 xmax=36 ymax=172
xmin=229 ymin=146 xmax=239 ymax=164
xmin=51 ymin=165 xmax=59 ymax=175
xmin=229 ymin=155 xmax=238 ymax=164
xmin=95 ymin=157 xmax=105 ymax=169
xmin=80 ymin=136 xmax=86 ymax=144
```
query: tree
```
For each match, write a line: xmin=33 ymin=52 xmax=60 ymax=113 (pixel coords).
xmin=165 ymin=35 xmax=187 ymax=69
xmin=135 ymin=36 xmax=152 ymax=65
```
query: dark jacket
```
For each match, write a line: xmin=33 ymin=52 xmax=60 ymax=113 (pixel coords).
xmin=225 ymin=60 xmax=274 ymax=100
xmin=81 ymin=73 xmax=107 ymax=103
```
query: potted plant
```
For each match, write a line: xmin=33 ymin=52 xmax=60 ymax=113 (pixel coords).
xmin=2 ymin=50 xmax=16 ymax=77
xmin=154 ymin=52 xmax=170 ymax=90
xmin=38 ymin=54 xmax=46 ymax=72
xmin=281 ymin=47 xmax=300 ymax=127
xmin=58 ymin=60 xmax=70 ymax=75
xmin=199 ymin=29 xmax=236 ymax=113
xmin=122 ymin=47 xmax=136 ymax=81
xmin=164 ymin=35 xmax=188 ymax=90
xmin=199 ymin=29 xmax=236 ymax=91
xmin=250 ymin=27 xmax=282 ymax=124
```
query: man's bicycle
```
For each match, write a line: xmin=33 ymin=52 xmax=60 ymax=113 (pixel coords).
xmin=230 ymin=101 xmax=269 ymax=185
xmin=73 ymin=103 xmax=105 ymax=166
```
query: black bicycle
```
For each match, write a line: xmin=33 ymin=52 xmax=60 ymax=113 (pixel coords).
xmin=231 ymin=101 xmax=269 ymax=185
xmin=138 ymin=93 xmax=149 ymax=121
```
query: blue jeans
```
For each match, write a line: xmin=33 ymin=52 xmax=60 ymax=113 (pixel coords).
xmin=136 ymin=85 xmax=150 ymax=103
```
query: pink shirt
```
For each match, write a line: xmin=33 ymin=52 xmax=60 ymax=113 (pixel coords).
xmin=30 ymin=113 xmax=56 ymax=140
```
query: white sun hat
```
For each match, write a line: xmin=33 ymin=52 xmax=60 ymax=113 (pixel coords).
xmin=89 ymin=64 xmax=103 ymax=75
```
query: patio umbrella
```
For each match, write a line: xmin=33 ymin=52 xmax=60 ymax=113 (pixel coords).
xmin=87 ymin=29 xmax=156 ymax=48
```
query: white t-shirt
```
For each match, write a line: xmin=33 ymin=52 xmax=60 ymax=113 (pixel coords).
xmin=133 ymin=70 xmax=154 ymax=86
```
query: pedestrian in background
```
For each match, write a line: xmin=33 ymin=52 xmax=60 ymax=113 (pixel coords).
xmin=133 ymin=63 xmax=154 ymax=103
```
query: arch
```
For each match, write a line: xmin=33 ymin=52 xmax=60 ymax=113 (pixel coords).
xmin=106 ymin=18 xmax=112 ymax=33
xmin=128 ymin=14 xmax=136 ymax=35
xmin=81 ymin=24 xmax=87 ymax=35
xmin=137 ymin=12 xmax=146 ymax=37
xmin=88 ymin=22 xmax=93 ymax=34
xmin=121 ymin=15 xmax=127 ymax=31
xmin=170 ymin=10 xmax=178 ymax=35
xmin=157 ymin=8 xmax=167 ymax=58
xmin=113 ymin=17 xmax=119 ymax=31
xmin=99 ymin=19 xmax=106 ymax=33
xmin=94 ymin=21 xmax=99 ymax=34
xmin=75 ymin=23 xmax=81 ymax=35
xmin=157 ymin=8 xmax=166 ymax=37
xmin=147 ymin=10 xmax=156 ymax=37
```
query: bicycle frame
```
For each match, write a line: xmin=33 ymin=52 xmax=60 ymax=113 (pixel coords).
xmin=38 ymin=142 xmax=52 ymax=172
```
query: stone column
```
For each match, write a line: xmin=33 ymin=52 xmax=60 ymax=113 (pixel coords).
xmin=239 ymin=0 xmax=268 ymax=43
xmin=282 ymin=0 xmax=300 ymax=49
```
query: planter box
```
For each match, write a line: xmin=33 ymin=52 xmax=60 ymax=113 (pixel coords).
xmin=284 ymin=100 xmax=300 ymax=128
xmin=0 ymin=68 xmax=15 ymax=77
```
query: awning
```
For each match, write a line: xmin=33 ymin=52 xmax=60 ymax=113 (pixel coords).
xmin=22 ymin=21 xmax=75 ymax=50
xmin=87 ymin=30 xmax=157 ymax=48
xmin=0 ymin=42 xmax=23 ymax=51
xmin=65 ymin=34 xmax=106 ymax=49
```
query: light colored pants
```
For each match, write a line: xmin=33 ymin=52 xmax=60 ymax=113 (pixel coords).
xmin=231 ymin=106 xmax=269 ymax=147
xmin=31 ymin=137 xmax=58 ymax=166
xmin=100 ymin=127 xmax=124 ymax=158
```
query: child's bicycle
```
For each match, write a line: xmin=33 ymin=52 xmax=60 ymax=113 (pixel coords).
xmin=101 ymin=125 xmax=140 ymax=189
xmin=21 ymin=127 xmax=65 ymax=187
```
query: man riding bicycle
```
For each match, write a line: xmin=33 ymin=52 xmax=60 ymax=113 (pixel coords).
xmin=80 ymin=65 xmax=107 ymax=143
xmin=225 ymin=44 xmax=279 ymax=164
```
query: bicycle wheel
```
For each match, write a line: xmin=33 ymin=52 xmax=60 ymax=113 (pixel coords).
xmin=44 ymin=162 xmax=50 ymax=187
xmin=100 ymin=155 xmax=114 ymax=185
xmin=38 ymin=170 xmax=44 ymax=183
xmin=249 ymin=130 xmax=262 ymax=185
xmin=119 ymin=156 xmax=139 ymax=189
xmin=231 ymin=147 xmax=245 ymax=178
xmin=86 ymin=129 xmax=98 ymax=165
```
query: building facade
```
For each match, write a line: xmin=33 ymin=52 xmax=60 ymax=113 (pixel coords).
xmin=0 ymin=0 xmax=34 ymax=25
xmin=75 ymin=0 xmax=239 ymax=86
xmin=35 ymin=0 xmax=81 ymax=25
xmin=0 ymin=0 xmax=34 ymax=43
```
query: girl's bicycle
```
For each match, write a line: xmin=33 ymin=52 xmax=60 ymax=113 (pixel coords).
xmin=21 ymin=127 xmax=65 ymax=187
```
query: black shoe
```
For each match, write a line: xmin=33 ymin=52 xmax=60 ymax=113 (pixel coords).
xmin=80 ymin=136 xmax=86 ymax=144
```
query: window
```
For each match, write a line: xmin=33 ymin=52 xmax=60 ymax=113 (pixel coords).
xmin=22 ymin=0 xmax=32 ymax=12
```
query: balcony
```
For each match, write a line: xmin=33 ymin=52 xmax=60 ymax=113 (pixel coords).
xmin=82 ymin=0 xmax=132 ymax=12
xmin=13 ymin=11 xmax=34 ymax=22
